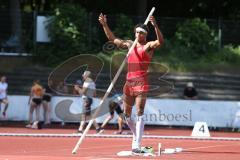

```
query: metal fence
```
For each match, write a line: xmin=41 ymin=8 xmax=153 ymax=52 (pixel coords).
xmin=0 ymin=11 xmax=240 ymax=54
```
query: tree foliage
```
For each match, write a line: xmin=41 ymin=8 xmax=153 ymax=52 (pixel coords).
xmin=35 ymin=3 xmax=99 ymax=66
xmin=174 ymin=18 xmax=218 ymax=56
xmin=113 ymin=14 xmax=134 ymax=40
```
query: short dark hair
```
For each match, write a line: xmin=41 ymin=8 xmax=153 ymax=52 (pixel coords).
xmin=134 ymin=23 xmax=149 ymax=33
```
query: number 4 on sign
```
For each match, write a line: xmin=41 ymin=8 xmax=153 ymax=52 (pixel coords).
xmin=199 ymin=125 xmax=205 ymax=133
xmin=191 ymin=122 xmax=210 ymax=137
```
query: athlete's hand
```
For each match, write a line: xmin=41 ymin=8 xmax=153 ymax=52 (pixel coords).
xmin=99 ymin=13 xmax=107 ymax=26
xmin=149 ymin=16 xmax=157 ymax=27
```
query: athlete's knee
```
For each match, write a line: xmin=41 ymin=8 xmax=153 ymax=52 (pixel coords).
xmin=137 ymin=107 xmax=144 ymax=116
xmin=124 ymin=105 xmax=132 ymax=117
xmin=137 ymin=110 xmax=144 ymax=116
xmin=124 ymin=107 xmax=131 ymax=114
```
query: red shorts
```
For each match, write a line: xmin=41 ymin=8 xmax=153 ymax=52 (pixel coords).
xmin=123 ymin=77 xmax=149 ymax=97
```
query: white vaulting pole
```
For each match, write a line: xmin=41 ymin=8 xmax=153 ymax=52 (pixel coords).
xmin=72 ymin=7 xmax=155 ymax=154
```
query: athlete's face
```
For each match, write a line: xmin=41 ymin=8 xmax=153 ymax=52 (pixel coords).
xmin=135 ymin=31 xmax=147 ymax=42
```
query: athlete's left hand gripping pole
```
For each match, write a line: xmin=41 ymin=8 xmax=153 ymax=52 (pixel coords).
xmin=72 ymin=7 xmax=155 ymax=154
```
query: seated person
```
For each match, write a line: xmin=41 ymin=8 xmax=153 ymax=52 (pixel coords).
xmin=100 ymin=94 xmax=125 ymax=134
xmin=183 ymin=82 xmax=198 ymax=99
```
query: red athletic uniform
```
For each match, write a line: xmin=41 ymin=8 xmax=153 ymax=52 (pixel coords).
xmin=124 ymin=44 xmax=152 ymax=96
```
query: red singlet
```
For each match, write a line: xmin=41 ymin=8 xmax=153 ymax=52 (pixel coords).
xmin=124 ymin=44 xmax=152 ymax=96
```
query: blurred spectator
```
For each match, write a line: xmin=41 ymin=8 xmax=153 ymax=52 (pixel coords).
xmin=42 ymin=80 xmax=54 ymax=125
xmin=56 ymin=81 xmax=68 ymax=94
xmin=0 ymin=76 xmax=9 ymax=118
xmin=74 ymin=71 xmax=103 ymax=134
xmin=100 ymin=94 xmax=125 ymax=134
xmin=183 ymin=82 xmax=198 ymax=100
xmin=232 ymin=104 xmax=240 ymax=132
xmin=73 ymin=80 xmax=82 ymax=95
xmin=26 ymin=80 xmax=43 ymax=128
